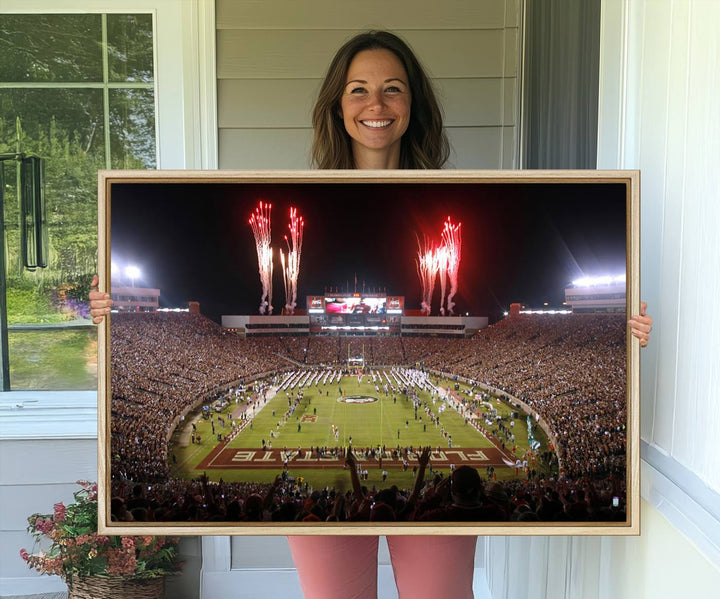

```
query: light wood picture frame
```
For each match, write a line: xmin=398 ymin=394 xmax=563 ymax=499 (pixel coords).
xmin=97 ymin=170 xmax=640 ymax=536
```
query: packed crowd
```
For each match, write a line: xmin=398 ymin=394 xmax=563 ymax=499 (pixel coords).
xmin=111 ymin=313 xmax=284 ymax=481
xmin=110 ymin=456 xmax=626 ymax=524
xmin=289 ymin=336 xmax=406 ymax=365
xmin=419 ymin=314 xmax=627 ymax=479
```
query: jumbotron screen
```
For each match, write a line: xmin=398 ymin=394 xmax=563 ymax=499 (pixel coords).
xmin=306 ymin=295 xmax=404 ymax=314
xmin=325 ymin=296 xmax=385 ymax=314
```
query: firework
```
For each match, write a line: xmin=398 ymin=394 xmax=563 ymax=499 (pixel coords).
xmin=248 ymin=201 xmax=274 ymax=314
xmin=435 ymin=245 xmax=448 ymax=316
xmin=416 ymin=236 xmax=439 ymax=315
xmin=442 ymin=217 xmax=462 ymax=315
xmin=281 ymin=207 xmax=304 ymax=315
xmin=415 ymin=216 xmax=462 ymax=315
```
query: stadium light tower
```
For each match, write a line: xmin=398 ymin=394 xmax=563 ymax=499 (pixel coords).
xmin=125 ymin=265 xmax=141 ymax=287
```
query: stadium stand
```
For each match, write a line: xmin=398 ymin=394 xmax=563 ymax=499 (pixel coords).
xmin=109 ymin=311 xmax=626 ymax=522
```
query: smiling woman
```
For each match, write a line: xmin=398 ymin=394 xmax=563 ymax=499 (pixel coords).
xmin=340 ymin=49 xmax=412 ymax=169
xmin=311 ymin=30 xmax=449 ymax=170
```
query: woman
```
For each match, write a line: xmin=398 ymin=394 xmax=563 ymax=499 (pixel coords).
xmin=90 ymin=30 xmax=653 ymax=598
xmin=289 ymin=31 xmax=480 ymax=599
xmin=310 ymin=30 xmax=448 ymax=170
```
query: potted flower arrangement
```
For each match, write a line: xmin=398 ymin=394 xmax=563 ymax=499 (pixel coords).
xmin=20 ymin=481 xmax=182 ymax=599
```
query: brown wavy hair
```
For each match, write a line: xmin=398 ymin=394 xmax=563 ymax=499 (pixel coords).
xmin=311 ymin=31 xmax=449 ymax=170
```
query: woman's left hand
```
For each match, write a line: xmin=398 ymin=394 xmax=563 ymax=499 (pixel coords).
xmin=628 ymin=301 xmax=653 ymax=347
xmin=89 ymin=274 xmax=113 ymax=324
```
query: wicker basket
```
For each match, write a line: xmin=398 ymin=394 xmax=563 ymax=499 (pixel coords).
xmin=67 ymin=575 xmax=165 ymax=599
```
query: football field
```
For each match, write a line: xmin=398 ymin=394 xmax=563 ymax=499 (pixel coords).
xmin=170 ymin=373 xmax=553 ymax=490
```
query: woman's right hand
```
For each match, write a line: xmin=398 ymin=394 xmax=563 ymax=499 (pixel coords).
xmin=628 ymin=301 xmax=653 ymax=348
xmin=89 ymin=274 xmax=113 ymax=324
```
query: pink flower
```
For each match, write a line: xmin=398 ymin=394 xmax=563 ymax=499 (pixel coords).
xmin=34 ymin=518 xmax=53 ymax=534
xmin=22 ymin=482 xmax=180 ymax=580
xmin=121 ymin=537 xmax=135 ymax=549
xmin=107 ymin=548 xmax=137 ymax=576
xmin=43 ymin=557 xmax=64 ymax=576
xmin=53 ymin=502 xmax=66 ymax=522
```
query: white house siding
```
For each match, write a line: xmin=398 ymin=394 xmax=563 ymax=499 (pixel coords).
xmin=216 ymin=0 xmax=522 ymax=169
xmin=485 ymin=0 xmax=720 ymax=597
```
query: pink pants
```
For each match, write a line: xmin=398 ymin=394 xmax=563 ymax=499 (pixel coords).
xmin=287 ymin=535 xmax=477 ymax=599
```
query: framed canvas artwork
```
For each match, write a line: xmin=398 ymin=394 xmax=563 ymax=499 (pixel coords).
xmin=97 ymin=170 xmax=640 ymax=536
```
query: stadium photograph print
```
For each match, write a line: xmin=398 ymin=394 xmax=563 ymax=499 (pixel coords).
xmin=96 ymin=169 xmax=640 ymax=536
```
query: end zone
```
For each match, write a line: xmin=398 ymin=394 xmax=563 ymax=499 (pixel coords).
xmin=197 ymin=445 xmax=517 ymax=470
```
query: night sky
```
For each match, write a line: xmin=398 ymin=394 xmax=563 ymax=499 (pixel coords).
xmin=109 ymin=181 xmax=627 ymax=324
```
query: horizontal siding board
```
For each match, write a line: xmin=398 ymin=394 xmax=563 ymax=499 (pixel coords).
xmin=505 ymin=0 xmax=521 ymax=28
xmin=502 ymin=125 xmax=519 ymax=168
xmin=503 ymin=27 xmax=519 ymax=77
xmin=217 ymin=0 xmax=508 ymax=30
xmin=230 ymin=536 xmax=296 ymax=569
xmin=218 ymin=79 xmax=319 ymax=128
xmin=439 ymin=79 xmax=506 ymax=126
xmin=503 ymin=78 xmax=517 ymax=126
xmin=217 ymin=30 xmax=507 ymax=79
xmin=219 ymin=129 xmax=314 ymax=169
xmin=446 ymin=126 xmax=505 ymax=168
xmin=0 ymin=531 xmax=48 ymax=578
xmin=0 ymin=440 xmax=96 ymax=485
xmin=217 ymin=30 xmax=346 ymax=79
xmin=218 ymin=78 xmax=512 ymax=128
xmin=219 ymin=126 xmax=516 ymax=170
xmin=0 ymin=483 xmax=83 ymax=530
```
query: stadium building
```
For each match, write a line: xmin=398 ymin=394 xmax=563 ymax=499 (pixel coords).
xmin=222 ymin=292 xmax=488 ymax=337
xmin=110 ymin=285 xmax=160 ymax=312
xmin=564 ymin=275 xmax=626 ymax=313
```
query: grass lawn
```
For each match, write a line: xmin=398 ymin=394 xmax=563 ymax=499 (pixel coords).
xmin=8 ymin=329 xmax=97 ymax=390
xmin=232 ymin=378 xmax=490 ymax=450
xmin=169 ymin=373 xmax=554 ymax=491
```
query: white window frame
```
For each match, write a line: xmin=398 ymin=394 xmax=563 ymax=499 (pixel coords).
xmin=0 ymin=8 xmax=218 ymax=595
xmin=0 ymin=0 xmax=217 ymax=426
xmin=0 ymin=0 xmax=218 ymax=170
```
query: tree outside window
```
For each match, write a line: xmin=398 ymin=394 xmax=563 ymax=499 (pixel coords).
xmin=0 ymin=13 xmax=156 ymax=390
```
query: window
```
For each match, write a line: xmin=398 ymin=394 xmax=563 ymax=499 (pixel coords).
xmin=0 ymin=13 xmax=156 ymax=390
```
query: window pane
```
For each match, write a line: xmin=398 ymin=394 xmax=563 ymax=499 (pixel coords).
xmin=0 ymin=14 xmax=102 ymax=82
xmin=110 ymin=88 xmax=156 ymax=168
xmin=2 ymin=89 xmax=104 ymax=390
xmin=0 ymin=89 xmax=106 ymax=160
xmin=1 ymin=88 xmax=105 ymax=278
xmin=107 ymin=14 xmax=154 ymax=83
xmin=8 ymin=329 xmax=97 ymax=390
xmin=1 ymin=13 xmax=157 ymax=391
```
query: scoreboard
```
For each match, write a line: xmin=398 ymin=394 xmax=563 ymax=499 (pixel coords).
xmin=306 ymin=294 xmax=404 ymax=332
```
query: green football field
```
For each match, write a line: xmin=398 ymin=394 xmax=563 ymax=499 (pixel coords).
xmin=169 ymin=373 xmax=554 ymax=491
xmin=232 ymin=377 xmax=494 ymax=449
